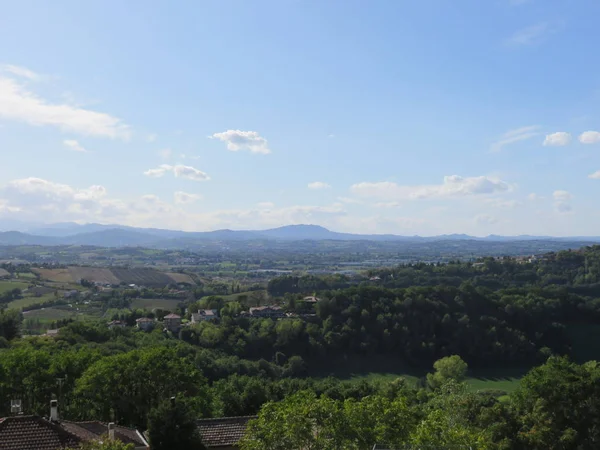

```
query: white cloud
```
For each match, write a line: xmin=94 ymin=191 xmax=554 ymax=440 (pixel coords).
xmin=146 ymin=133 xmax=157 ymax=143
xmin=143 ymin=164 xmax=210 ymax=181
xmin=579 ymin=131 xmax=600 ymax=144
xmin=588 ymin=171 xmax=600 ymax=179
xmin=484 ymin=198 xmax=521 ymax=209
xmin=475 ymin=214 xmax=499 ymax=225
xmin=373 ymin=202 xmax=400 ymax=208
xmin=351 ymin=175 xmax=511 ymax=200
xmin=553 ymin=190 xmax=573 ymax=214
xmin=257 ymin=202 xmax=275 ymax=209
xmin=0 ymin=74 xmax=131 ymax=139
xmin=553 ymin=190 xmax=571 ymax=201
xmin=158 ymin=148 xmax=172 ymax=160
xmin=1 ymin=64 xmax=40 ymax=81
xmin=543 ymin=132 xmax=571 ymax=147
xmin=506 ymin=23 xmax=555 ymax=46
xmin=63 ymin=139 xmax=88 ymax=153
xmin=490 ymin=125 xmax=541 ymax=152
xmin=308 ymin=181 xmax=331 ymax=190
xmin=528 ymin=193 xmax=543 ymax=201
xmin=337 ymin=197 xmax=363 ymax=205
xmin=174 ymin=191 xmax=202 ymax=204
xmin=210 ymin=130 xmax=271 ymax=154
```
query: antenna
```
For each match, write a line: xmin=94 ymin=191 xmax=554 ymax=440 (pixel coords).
xmin=10 ymin=399 xmax=22 ymax=414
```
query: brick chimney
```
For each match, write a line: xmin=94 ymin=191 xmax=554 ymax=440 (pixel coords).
xmin=108 ymin=422 xmax=115 ymax=440
xmin=50 ymin=400 xmax=59 ymax=421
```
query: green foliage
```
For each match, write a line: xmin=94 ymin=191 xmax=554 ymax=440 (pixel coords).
xmin=240 ymin=391 xmax=415 ymax=450
xmin=147 ymin=398 xmax=206 ymax=450
xmin=510 ymin=356 xmax=600 ymax=449
xmin=74 ymin=347 xmax=207 ymax=428
xmin=427 ymin=355 xmax=468 ymax=389
xmin=0 ymin=308 xmax=21 ymax=340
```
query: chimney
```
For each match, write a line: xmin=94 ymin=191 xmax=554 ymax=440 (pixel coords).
xmin=10 ymin=400 xmax=22 ymax=415
xmin=50 ymin=400 xmax=59 ymax=421
xmin=108 ymin=422 xmax=115 ymax=441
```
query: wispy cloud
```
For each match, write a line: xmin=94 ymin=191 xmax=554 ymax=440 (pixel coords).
xmin=144 ymin=164 xmax=210 ymax=181
xmin=0 ymin=70 xmax=131 ymax=140
xmin=211 ymin=130 xmax=271 ymax=154
xmin=506 ymin=23 xmax=556 ymax=46
xmin=174 ymin=191 xmax=202 ymax=204
xmin=1 ymin=64 xmax=40 ymax=81
xmin=588 ymin=171 xmax=600 ymax=180
xmin=490 ymin=125 xmax=541 ymax=152
xmin=351 ymin=175 xmax=511 ymax=200
xmin=308 ymin=181 xmax=331 ymax=190
xmin=543 ymin=132 xmax=571 ymax=147
xmin=63 ymin=139 xmax=88 ymax=153
xmin=553 ymin=190 xmax=573 ymax=213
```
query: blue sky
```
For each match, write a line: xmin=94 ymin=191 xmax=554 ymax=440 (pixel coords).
xmin=0 ymin=0 xmax=599 ymax=235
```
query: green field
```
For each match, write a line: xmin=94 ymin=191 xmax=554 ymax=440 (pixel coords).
xmin=22 ymin=307 xmax=75 ymax=321
xmin=0 ymin=280 xmax=28 ymax=293
xmin=16 ymin=272 xmax=37 ymax=279
xmin=7 ymin=293 xmax=54 ymax=310
xmin=312 ymin=355 xmax=526 ymax=394
xmin=131 ymin=298 xmax=182 ymax=310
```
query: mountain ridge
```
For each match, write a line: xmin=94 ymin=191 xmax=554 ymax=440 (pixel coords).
xmin=0 ymin=222 xmax=600 ymax=248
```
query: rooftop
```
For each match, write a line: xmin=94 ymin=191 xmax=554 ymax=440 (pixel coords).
xmin=0 ymin=415 xmax=81 ymax=450
xmin=197 ymin=416 xmax=256 ymax=448
xmin=61 ymin=420 xmax=149 ymax=448
xmin=164 ymin=313 xmax=181 ymax=319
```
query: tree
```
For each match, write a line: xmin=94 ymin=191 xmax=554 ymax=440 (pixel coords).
xmin=147 ymin=397 xmax=206 ymax=450
xmin=510 ymin=356 xmax=600 ymax=449
xmin=427 ymin=355 xmax=468 ymax=390
xmin=239 ymin=391 xmax=414 ymax=450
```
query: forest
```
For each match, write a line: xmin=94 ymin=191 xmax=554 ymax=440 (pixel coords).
xmin=3 ymin=246 xmax=600 ymax=448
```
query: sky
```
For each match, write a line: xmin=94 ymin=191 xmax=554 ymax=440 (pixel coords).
xmin=1 ymin=0 xmax=600 ymax=236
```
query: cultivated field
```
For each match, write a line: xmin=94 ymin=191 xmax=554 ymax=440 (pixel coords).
xmin=0 ymin=280 xmax=29 ymax=293
xmin=110 ymin=268 xmax=174 ymax=286
xmin=31 ymin=266 xmax=194 ymax=287
xmin=165 ymin=272 xmax=195 ymax=284
xmin=131 ymin=298 xmax=182 ymax=310
xmin=69 ymin=267 xmax=119 ymax=284
xmin=33 ymin=268 xmax=72 ymax=283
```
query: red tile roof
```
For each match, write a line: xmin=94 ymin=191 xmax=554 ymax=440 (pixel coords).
xmin=0 ymin=416 xmax=149 ymax=450
xmin=164 ymin=313 xmax=181 ymax=319
xmin=197 ymin=416 xmax=256 ymax=448
xmin=61 ymin=421 xmax=149 ymax=448
xmin=0 ymin=416 xmax=81 ymax=450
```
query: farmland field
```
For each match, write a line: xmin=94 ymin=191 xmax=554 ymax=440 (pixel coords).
xmin=22 ymin=307 xmax=75 ymax=321
xmin=31 ymin=266 xmax=186 ymax=287
xmin=69 ymin=267 xmax=119 ymax=284
xmin=110 ymin=268 xmax=174 ymax=286
xmin=8 ymin=294 xmax=54 ymax=310
xmin=33 ymin=268 xmax=73 ymax=283
xmin=166 ymin=272 xmax=195 ymax=284
xmin=131 ymin=298 xmax=182 ymax=310
xmin=0 ymin=280 xmax=28 ymax=293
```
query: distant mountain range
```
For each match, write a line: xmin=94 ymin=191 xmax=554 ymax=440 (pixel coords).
xmin=0 ymin=222 xmax=599 ymax=248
